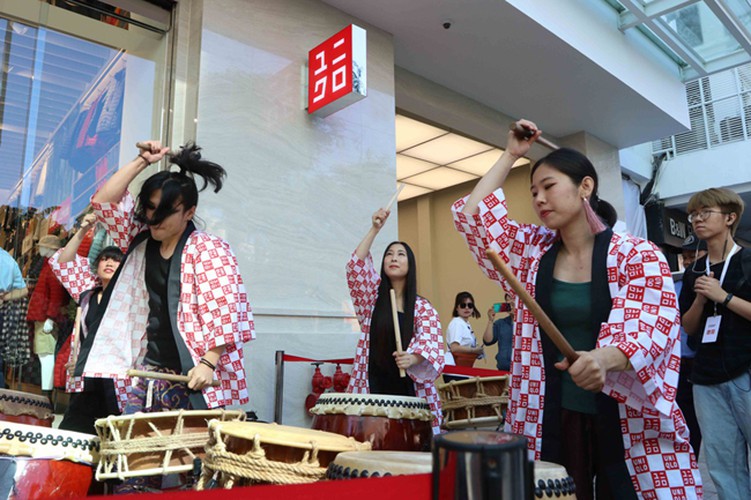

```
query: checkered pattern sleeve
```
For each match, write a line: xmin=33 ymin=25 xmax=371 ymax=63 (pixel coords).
xmin=406 ymin=297 xmax=444 ymax=383
xmin=65 ymin=321 xmax=84 ymax=394
xmin=90 ymin=192 xmax=145 ymax=252
xmin=49 ymin=249 xmax=98 ymax=303
xmin=599 ymin=236 xmax=681 ymax=418
xmin=346 ymin=252 xmax=380 ymax=326
xmin=193 ymin=235 xmax=255 ymax=350
xmin=452 ymin=189 xmax=555 ymax=299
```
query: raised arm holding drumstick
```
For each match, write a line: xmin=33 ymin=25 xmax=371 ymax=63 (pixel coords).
xmin=346 ymin=194 xmax=445 ymax=434
xmin=452 ymin=119 xmax=701 ymax=498
xmin=82 ymin=141 xmax=256 ymax=493
xmin=48 ymin=213 xmax=124 ymax=434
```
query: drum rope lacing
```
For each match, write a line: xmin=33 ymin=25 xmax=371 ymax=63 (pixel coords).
xmin=96 ymin=409 xmax=244 ymax=479
xmin=197 ymin=425 xmax=328 ymax=488
xmin=439 ymin=379 xmax=509 ymax=422
xmin=441 ymin=379 xmax=508 ymax=416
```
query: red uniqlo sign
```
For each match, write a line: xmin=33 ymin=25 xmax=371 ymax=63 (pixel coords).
xmin=307 ymin=24 xmax=367 ymax=117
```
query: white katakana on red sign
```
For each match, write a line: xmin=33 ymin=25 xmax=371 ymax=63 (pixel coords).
xmin=308 ymin=24 xmax=366 ymax=117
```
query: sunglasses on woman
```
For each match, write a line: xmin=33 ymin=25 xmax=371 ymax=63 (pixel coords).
xmin=459 ymin=302 xmax=474 ymax=309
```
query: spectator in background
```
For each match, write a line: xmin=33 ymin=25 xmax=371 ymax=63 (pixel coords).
xmin=483 ymin=292 xmax=514 ymax=371
xmin=679 ymin=188 xmax=751 ymax=499
xmin=446 ymin=291 xmax=484 ymax=367
xmin=675 ymin=233 xmax=707 ymax=457
xmin=0 ymin=248 xmax=29 ymax=388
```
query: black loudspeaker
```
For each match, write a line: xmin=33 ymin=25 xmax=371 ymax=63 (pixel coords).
xmin=432 ymin=430 xmax=532 ymax=500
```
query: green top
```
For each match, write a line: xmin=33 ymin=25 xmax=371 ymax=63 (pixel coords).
xmin=550 ymin=278 xmax=597 ymax=414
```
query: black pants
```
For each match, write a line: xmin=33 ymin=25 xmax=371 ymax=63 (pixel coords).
xmin=58 ymin=377 xmax=121 ymax=435
xmin=560 ymin=409 xmax=617 ymax=500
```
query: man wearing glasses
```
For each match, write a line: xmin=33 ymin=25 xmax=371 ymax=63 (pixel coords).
xmin=678 ymin=188 xmax=751 ymax=499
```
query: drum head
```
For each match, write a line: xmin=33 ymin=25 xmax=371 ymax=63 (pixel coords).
xmin=436 ymin=375 xmax=509 ymax=391
xmin=329 ymin=451 xmax=431 ymax=477
xmin=0 ymin=421 xmax=99 ymax=465
xmin=533 ymin=460 xmax=576 ymax=499
xmin=0 ymin=389 xmax=53 ymax=421
xmin=215 ymin=421 xmax=370 ymax=452
xmin=310 ymin=393 xmax=432 ymax=421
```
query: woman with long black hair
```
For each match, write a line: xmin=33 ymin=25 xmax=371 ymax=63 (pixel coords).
xmin=346 ymin=207 xmax=444 ymax=433
xmin=80 ymin=141 xmax=255 ymax=417
xmin=453 ymin=119 xmax=701 ymax=499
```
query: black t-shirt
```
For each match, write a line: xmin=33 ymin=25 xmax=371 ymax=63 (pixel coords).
xmin=679 ymin=249 xmax=751 ymax=385
xmin=143 ymin=239 xmax=182 ymax=371
xmin=368 ymin=311 xmax=416 ymax=397
xmin=84 ymin=288 xmax=103 ymax=331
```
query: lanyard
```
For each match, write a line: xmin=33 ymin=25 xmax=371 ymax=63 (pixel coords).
xmin=706 ymin=243 xmax=740 ymax=313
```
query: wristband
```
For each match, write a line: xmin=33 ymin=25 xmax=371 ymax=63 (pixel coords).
xmin=137 ymin=153 xmax=151 ymax=166
xmin=722 ymin=293 xmax=734 ymax=307
xmin=199 ymin=358 xmax=216 ymax=371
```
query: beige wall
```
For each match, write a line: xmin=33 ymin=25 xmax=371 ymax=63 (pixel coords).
xmin=398 ymin=164 xmax=538 ymax=369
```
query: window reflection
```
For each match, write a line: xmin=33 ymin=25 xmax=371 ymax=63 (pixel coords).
xmin=0 ymin=14 xmax=159 ymax=273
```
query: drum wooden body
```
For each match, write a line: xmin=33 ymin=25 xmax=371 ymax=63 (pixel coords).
xmin=0 ymin=422 xmax=99 ymax=499
xmin=0 ymin=390 xmax=53 ymax=427
xmin=437 ymin=376 xmax=509 ymax=429
xmin=198 ymin=420 xmax=370 ymax=487
xmin=326 ymin=450 xmax=431 ymax=479
xmin=452 ymin=352 xmax=479 ymax=367
xmin=534 ymin=461 xmax=576 ymax=499
xmin=310 ymin=393 xmax=432 ymax=451
xmin=94 ymin=409 xmax=245 ymax=480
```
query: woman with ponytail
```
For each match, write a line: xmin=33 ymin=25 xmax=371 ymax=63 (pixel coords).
xmin=346 ymin=207 xmax=444 ymax=433
xmin=453 ymin=120 xmax=701 ymax=499
xmin=82 ymin=140 xmax=255 ymax=423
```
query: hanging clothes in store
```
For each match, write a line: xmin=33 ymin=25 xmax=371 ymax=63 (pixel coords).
xmin=67 ymin=69 xmax=125 ymax=172
xmin=0 ymin=298 xmax=31 ymax=367
xmin=26 ymin=257 xmax=69 ymax=327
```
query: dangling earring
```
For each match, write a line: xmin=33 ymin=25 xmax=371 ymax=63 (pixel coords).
xmin=582 ymin=197 xmax=606 ymax=234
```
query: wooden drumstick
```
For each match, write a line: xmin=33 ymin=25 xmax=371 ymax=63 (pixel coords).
xmin=135 ymin=141 xmax=152 ymax=151
xmin=375 ymin=184 xmax=406 ymax=225
xmin=69 ymin=307 xmax=82 ymax=373
xmin=389 ymin=288 xmax=407 ymax=378
xmin=385 ymin=183 xmax=406 ymax=212
xmin=127 ymin=369 xmax=221 ymax=387
xmin=485 ymin=250 xmax=579 ymax=364
xmin=509 ymin=122 xmax=560 ymax=151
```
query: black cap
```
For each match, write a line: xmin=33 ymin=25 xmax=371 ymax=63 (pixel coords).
xmin=682 ymin=234 xmax=707 ymax=251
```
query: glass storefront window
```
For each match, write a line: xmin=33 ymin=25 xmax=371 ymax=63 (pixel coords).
xmin=0 ymin=0 xmax=169 ymax=386
xmin=1 ymin=0 xmax=168 ymax=259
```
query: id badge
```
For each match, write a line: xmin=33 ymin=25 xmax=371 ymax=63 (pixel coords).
xmin=702 ymin=315 xmax=721 ymax=344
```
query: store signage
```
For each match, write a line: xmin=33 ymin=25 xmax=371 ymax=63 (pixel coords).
xmin=661 ymin=207 xmax=690 ymax=248
xmin=663 ymin=208 xmax=690 ymax=247
xmin=645 ymin=203 xmax=692 ymax=249
xmin=307 ymin=24 xmax=367 ymax=116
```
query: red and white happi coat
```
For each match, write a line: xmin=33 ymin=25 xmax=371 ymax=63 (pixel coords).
xmin=345 ymin=253 xmax=445 ymax=434
xmin=453 ymin=189 xmax=702 ymax=499
xmin=55 ymin=192 xmax=255 ymax=409
xmin=49 ymin=250 xmax=130 ymax=410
